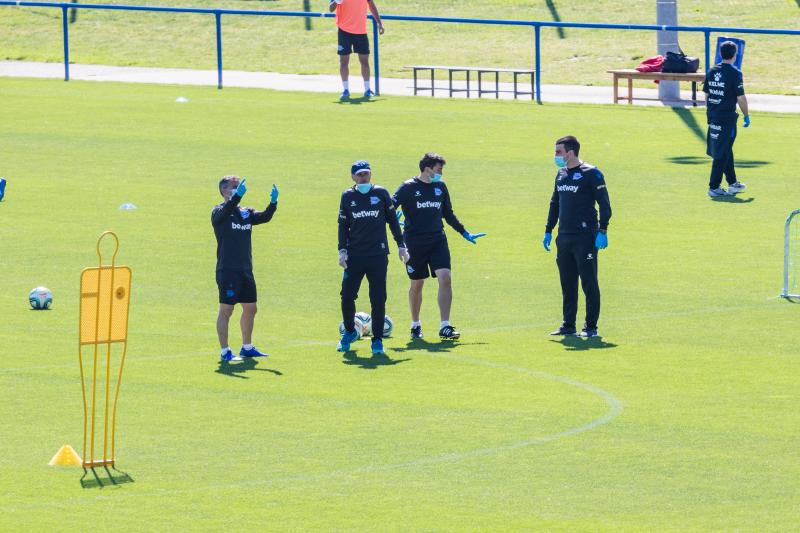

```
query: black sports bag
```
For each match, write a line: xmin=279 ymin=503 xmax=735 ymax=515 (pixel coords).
xmin=662 ymin=50 xmax=700 ymax=73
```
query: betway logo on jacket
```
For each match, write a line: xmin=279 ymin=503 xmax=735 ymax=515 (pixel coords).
xmin=557 ymin=184 xmax=579 ymax=193
xmin=353 ymin=210 xmax=380 ymax=219
xmin=417 ymin=200 xmax=442 ymax=209
xmin=231 ymin=222 xmax=252 ymax=230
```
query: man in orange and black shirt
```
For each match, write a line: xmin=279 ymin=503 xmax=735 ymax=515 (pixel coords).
xmin=329 ymin=0 xmax=384 ymax=100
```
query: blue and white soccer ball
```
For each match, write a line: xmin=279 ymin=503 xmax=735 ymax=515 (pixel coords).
xmin=355 ymin=312 xmax=372 ymax=336
xmin=382 ymin=315 xmax=393 ymax=337
xmin=29 ymin=286 xmax=53 ymax=310
xmin=339 ymin=317 xmax=364 ymax=340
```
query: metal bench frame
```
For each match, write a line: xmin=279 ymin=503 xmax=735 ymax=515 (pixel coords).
xmin=408 ymin=65 xmax=535 ymax=100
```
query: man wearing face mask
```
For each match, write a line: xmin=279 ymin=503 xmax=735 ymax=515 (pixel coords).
xmin=392 ymin=152 xmax=486 ymax=341
xmin=338 ymin=160 xmax=409 ymax=354
xmin=542 ymin=136 xmax=611 ymax=338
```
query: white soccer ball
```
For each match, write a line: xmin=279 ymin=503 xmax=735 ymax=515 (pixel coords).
xmin=339 ymin=317 xmax=364 ymax=340
xmin=355 ymin=312 xmax=372 ymax=336
xmin=29 ymin=286 xmax=53 ymax=310
xmin=382 ymin=315 xmax=393 ymax=337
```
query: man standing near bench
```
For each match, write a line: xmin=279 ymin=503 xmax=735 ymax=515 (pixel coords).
xmin=329 ymin=0 xmax=384 ymax=101
xmin=703 ymin=40 xmax=750 ymax=198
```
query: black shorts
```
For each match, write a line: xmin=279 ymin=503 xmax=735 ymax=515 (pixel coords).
xmin=216 ymin=270 xmax=257 ymax=305
xmin=405 ymin=239 xmax=451 ymax=280
xmin=338 ymin=28 xmax=370 ymax=56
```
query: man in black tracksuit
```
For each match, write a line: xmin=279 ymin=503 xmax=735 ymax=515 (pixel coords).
xmin=338 ymin=160 xmax=408 ymax=355
xmin=212 ymin=176 xmax=278 ymax=362
xmin=543 ymin=136 xmax=611 ymax=338
xmin=703 ymin=40 xmax=750 ymax=198
xmin=392 ymin=152 xmax=485 ymax=341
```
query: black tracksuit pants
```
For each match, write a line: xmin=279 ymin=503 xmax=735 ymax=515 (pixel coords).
xmin=555 ymin=233 xmax=600 ymax=330
xmin=709 ymin=131 xmax=737 ymax=189
xmin=341 ymin=254 xmax=388 ymax=340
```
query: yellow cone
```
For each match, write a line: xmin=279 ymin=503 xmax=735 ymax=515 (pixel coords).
xmin=49 ymin=445 xmax=82 ymax=466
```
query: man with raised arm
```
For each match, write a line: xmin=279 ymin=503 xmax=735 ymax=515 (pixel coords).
xmin=212 ymin=176 xmax=279 ymax=362
xmin=329 ymin=0 xmax=384 ymax=100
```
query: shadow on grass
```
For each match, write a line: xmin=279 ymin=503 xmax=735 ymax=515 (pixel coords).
xmin=545 ymin=0 xmax=566 ymax=39
xmin=336 ymin=95 xmax=379 ymax=106
xmin=342 ymin=350 xmax=411 ymax=370
xmin=665 ymin=156 xmax=769 ymax=171
xmin=665 ymin=155 xmax=706 ymax=165
xmin=550 ymin=335 xmax=618 ymax=351
xmin=216 ymin=358 xmax=283 ymax=379
xmin=733 ymin=159 xmax=769 ymax=169
xmin=80 ymin=466 xmax=134 ymax=489
xmin=671 ymin=107 xmax=705 ymax=142
xmin=391 ymin=338 xmax=489 ymax=354
xmin=710 ymin=195 xmax=754 ymax=203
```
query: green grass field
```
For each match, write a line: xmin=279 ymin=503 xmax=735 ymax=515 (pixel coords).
xmin=2 ymin=0 xmax=800 ymax=94
xmin=1 ymin=77 xmax=799 ymax=530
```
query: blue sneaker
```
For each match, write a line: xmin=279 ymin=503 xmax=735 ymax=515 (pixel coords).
xmin=0 ymin=178 xmax=6 ymax=201
xmin=339 ymin=89 xmax=350 ymax=101
xmin=371 ymin=338 xmax=384 ymax=355
xmin=364 ymin=89 xmax=374 ymax=98
xmin=220 ymin=348 xmax=235 ymax=362
xmin=240 ymin=346 xmax=269 ymax=358
xmin=337 ymin=329 xmax=359 ymax=352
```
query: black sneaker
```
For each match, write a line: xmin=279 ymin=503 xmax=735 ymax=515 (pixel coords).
xmin=579 ymin=328 xmax=599 ymax=338
xmin=549 ymin=325 xmax=577 ymax=336
xmin=439 ymin=325 xmax=460 ymax=340
xmin=410 ymin=325 xmax=423 ymax=339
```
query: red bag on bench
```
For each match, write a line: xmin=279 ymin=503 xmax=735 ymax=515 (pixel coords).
xmin=635 ymin=55 xmax=664 ymax=72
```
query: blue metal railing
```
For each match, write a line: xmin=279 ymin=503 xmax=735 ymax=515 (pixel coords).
xmin=2 ymin=1 xmax=800 ymax=102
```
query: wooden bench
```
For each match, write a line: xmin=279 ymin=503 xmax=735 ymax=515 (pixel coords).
xmin=406 ymin=65 xmax=535 ymax=100
xmin=607 ymin=69 xmax=706 ymax=106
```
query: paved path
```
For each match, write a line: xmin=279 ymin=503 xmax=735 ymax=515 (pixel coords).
xmin=2 ymin=60 xmax=799 ymax=113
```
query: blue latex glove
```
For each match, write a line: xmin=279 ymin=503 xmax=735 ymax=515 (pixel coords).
xmin=462 ymin=231 xmax=486 ymax=244
xmin=543 ymin=232 xmax=552 ymax=251
xmin=270 ymin=184 xmax=279 ymax=204
xmin=234 ymin=178 xmax=247 ymax=198
xmin=743 ymin=115 xmax=750 ymax=128
xmin=595 ymin=231 xmax=608 ymax=249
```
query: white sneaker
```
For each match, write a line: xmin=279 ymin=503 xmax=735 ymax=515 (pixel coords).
xmin=728 ymin=181 xmax=746 ymax=193
xmin=708 ymin=187 xmax=730 ymax=198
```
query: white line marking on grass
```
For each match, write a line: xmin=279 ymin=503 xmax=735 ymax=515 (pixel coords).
xmin=0 ymin=300 xmax=767 ymax=375
xmin=469 ymin=302 xmax=768 ymax=335
xmin=0 ymin=304 xmax=762 ymax=375
xmin=0 ymin=351 xmax=210 ymax=375
xmin=26 ymin=355 xmax=621 ymax=505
